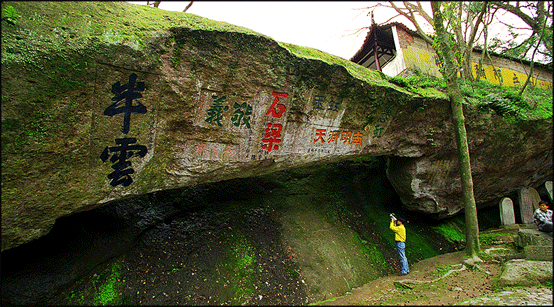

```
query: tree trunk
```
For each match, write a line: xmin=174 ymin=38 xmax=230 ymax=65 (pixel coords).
xmin=431 ymin=2 xmax=481 ymax=257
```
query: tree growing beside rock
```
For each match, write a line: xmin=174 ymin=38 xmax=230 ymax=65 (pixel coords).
xmin=363 ymin=1 xmax=550 ymax=258
xmin=431 ymin=1 xmax=481 ymax=259
xmin=363 ymin=0 xmax=482 ymax=258
xmin=360 ymin=1 xmax=549 ymax=258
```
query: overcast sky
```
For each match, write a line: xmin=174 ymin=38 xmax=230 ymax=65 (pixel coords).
xmin=128 ymin=1 xmax=387 ymax=60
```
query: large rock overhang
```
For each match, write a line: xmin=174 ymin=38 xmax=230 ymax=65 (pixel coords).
xmin=1 ymin=1 xmax=552 ymax=251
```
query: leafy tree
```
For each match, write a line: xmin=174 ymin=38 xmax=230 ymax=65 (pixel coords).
xmin=365 ymin=1 xmax=482 ymax=258
xmin=488 ymin=1 xmax=552 ymax=94
xmin=362 ymin=1 xmax=491 ymax=81
xmin=431 ymin=1 xmax=481 ymax=258
xmin=440 ymin=2 xmax=490 ymax=82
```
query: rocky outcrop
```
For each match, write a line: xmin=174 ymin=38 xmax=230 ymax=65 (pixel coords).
xmin=516 ymin=228 xmax=553 ymax=261
xmin=497 ymin=259 xmax=553 ymax=287
xmin=1 ymin=1 xmax=552 ymax=251
xmin=386 ymin=106 xmax=553 ymax=218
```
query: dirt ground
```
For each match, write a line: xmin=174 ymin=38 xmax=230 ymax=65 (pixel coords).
xmin=45 ymin=162 xmax=465 ymax=306
xmin=51 ymin=206 xmax=309 ymax=306
xmin=317 ymin=249 xmax=545 ymax=306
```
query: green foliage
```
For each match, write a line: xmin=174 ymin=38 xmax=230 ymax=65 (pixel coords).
xmin=2 ymin=5 xmax=19 ymax=25
xmin=387 ymin=71 xmax=447 ymax=90
xmin=461 ymin=79 xmax=552 ymax=119
xmin=394 ymin=281 xmax=411 ymax=290
xmin=477 ymin=93 xmax=523 ymax=116
xmin=405 ymin=230 xmax=441 ymax=261
xmin=435 ymin=264 xmax=455 ymax=274
xmin=478 ymin=232 xmax=514 ymax=246
xmin=170 ymin=40 xmax=183 ymax=69
xmin=389 ymin=72 xmax=552 ymax=120
xmin=352 ymin=233 xmax=389 ymax=275
xmin=217 ymin=227 xmax=258 ymax=304
xmin=280 ymin=42 xmax=394 ymax=88
xmin=431 ymin=220 xmax=465 ymax=243
xmin=93 ymin=260 xmax=129 ymax=305
xmin=67 ymin=258 xmax=128 ymax=305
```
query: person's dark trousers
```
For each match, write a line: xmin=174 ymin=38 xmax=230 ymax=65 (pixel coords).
xmin=539 ymin=222 xmax=553 ymax=233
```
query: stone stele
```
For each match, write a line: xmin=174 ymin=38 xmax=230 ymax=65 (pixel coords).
xmin=499 ymin=197 xmax=516 ymax=226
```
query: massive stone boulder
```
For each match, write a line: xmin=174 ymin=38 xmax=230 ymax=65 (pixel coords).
xmin=1 ymin=1 xmax=552 ymax=251
xmin=386 ymin=105 xmax=553 ymax=218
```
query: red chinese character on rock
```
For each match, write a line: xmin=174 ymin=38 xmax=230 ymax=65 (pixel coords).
xmin=223 ymin=146 xmax=236 ymax=159
xmin=262 ymin=123 xmax=282 ymax=152
xmin=195 ymin=143 xmax=207 ymax=156
xmin=314 ymin=129 xmax=326 ymax=143
xmin=341 ymin=131 xmax=352 ymax=144
xmin=266 ymin=92 xmax=288 ymax=118
xmin=261 ymin=92 xmax=288 ymax=153
xmin=328 ymin=130 xmax=340 ymax=144
xmin=352 ymin=132 xmax=363 ymax=146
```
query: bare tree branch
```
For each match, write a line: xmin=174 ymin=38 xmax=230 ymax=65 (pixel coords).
xmin=467 ymin=2 xmax=488 ymax=49
xmin=183 ymin=1 xmax=193 ymax=13
xmin=519 ymin=11 xmax=548 ymax=95
xmin=390 ymin=1 xmax=434 ymax=45
xmin=490 ymin=1 xmax=541 ymax=33
xmin=382 ymin=13 xmax=404 ymax=25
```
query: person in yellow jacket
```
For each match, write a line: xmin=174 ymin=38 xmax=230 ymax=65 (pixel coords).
xmin=390 ymin=214 xmax=409 ymax=276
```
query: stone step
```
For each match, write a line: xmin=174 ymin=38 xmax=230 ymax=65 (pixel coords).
xmin=515 ymin=228 xmax=553 ymax=248
xmin=524 ymin=245 xmax=553 ymax=261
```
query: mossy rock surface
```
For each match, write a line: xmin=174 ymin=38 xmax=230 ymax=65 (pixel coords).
xmin=0 ymin=1 xmax=440 ymax=251
xmin=1 ymin=1 xmax=552 ymax=253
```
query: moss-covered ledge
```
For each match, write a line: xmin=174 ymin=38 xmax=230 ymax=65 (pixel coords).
xmin=1 ymin=1 xmax=447 ymax=251
xmin=4 ymin=1 xmax=548 ymax=253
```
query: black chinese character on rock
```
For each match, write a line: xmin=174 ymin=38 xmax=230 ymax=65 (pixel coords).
xmin=100 ymin=137 xmax=148 ymax=187
xmin=231 ymin=102 xmax=252 ymax=128
xmin=205 ymin=94 xmax=228 ymax=126
xmin=104 ymin=73 xmax=147 ymax=134
xmin=327 ymin=99 xmax=341 ymax=112
xmin=313 ymin=95 xmax=325 ymax=110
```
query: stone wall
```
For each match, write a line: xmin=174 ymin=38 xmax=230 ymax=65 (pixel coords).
xmin=395 ymin=27 xmax=552 ymax=89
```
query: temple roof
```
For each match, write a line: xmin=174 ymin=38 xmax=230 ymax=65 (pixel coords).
xmin=350 ymin=22 xmax=419 ymax=71
xmin=350 ymin=21 xmax=552 ymax=71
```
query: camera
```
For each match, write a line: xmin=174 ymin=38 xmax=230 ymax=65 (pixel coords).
xmin=389 ymin=213 xmax=396 ymax=219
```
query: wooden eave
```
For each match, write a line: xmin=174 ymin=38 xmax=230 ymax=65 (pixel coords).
xmin=350 ymin=23 xmax=399 ymax=71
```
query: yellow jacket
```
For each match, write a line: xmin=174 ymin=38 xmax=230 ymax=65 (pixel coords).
xmin=390 ymin=220 xmax=406 ymax=242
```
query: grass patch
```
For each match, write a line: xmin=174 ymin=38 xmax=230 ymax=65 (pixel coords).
xmin=352 ymin=233 xmax=389 ymax=275
xmin=435 ymin=264 xmax=455 ymax=275
xmin=387 ymin=69 xmax=552 ymax=120
xmin=67 ymin=258 xmax=129 ymax=306
xmin=478 ymin=232 xmax=514 ymax=246
xmin=394 ymin=281 xmax=411 ymax=290
xmin=431 ymin=219 xmax=465 ymax=243
xmin=216 ymin=226 xmax=259 ymax=305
